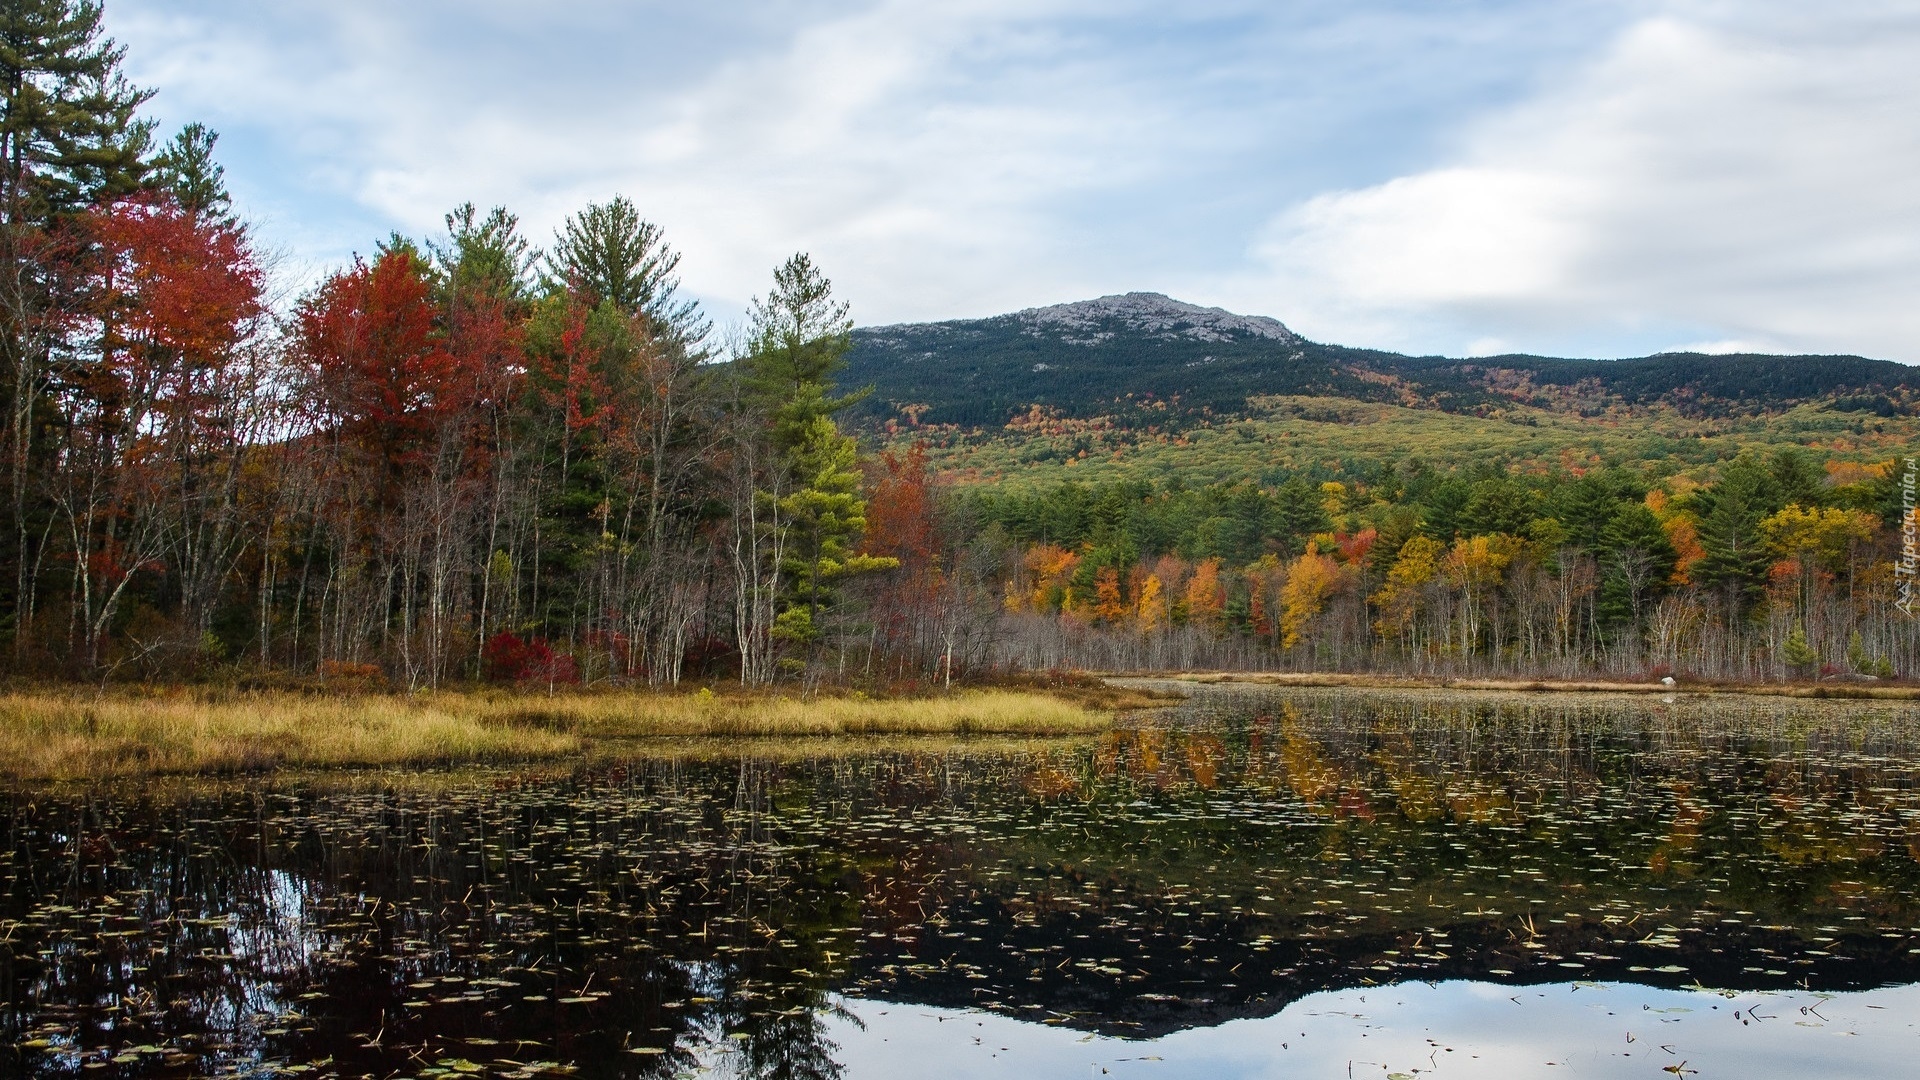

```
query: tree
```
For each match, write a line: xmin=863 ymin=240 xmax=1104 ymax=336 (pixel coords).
xmin=1462 ymin=477 xmax=1536 ymax=537
xmin=733 ymin=254 xmax=890 ymax=683
xmin=772 ymin=411 xmax=895 ymax=664
xmin=546 ymin=195 xmax=706 ymax=345
xmin=56 ymin=192 xmax=263 ymax=668
xmin=1280 ymin=547 xmax=1340 ymax=650
xmin=149 ymin=122 xmax=229 ymax=219
xmin=1597 ymin=502 xmax=1677 ymax=631
xmin=435 ymin=203 xmax=536 ymax=305
xmin=1184 ymin=557 xmax=1225 ymax=633
xmin=1135 ymin=573 xmax=1166 ymax=633
xmin=739 ymin=253 xmax=861 ymax=453
xmin=1373 ymin=535 xmax=1443 ymax=643
xmin=1781 ymin=622 xmax=1817 ymax=678
xmin=0 ymin=0 xmax=155 ymax=656
xmin=1692 ymin=456 xmax=1783 ymax=611
xmin=295 ymin=248 xmax=497 ymax=685
xmin=1444 ymin=534 xmax=1518 ymax=654
xmin=297 ymin=250 xmax=474 ymax=505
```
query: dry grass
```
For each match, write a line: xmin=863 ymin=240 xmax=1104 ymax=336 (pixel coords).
xmin=0 ymin=693 xmax=581 ymax=779
xmin=478 ymin=688 xmax=1113 ymax=739
xmin=0 ymin=688 xmax=1114 ymax=779
xmin=1154 ymin=671 xmax=1920 ymax=700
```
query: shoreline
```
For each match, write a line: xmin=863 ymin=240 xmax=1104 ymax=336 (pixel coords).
xmin=1114 ymin=670 xmax=1920 ymax=701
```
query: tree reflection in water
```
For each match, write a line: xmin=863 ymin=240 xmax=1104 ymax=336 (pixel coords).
xmin=3 ymin=687 xmax=1919 ymax=1077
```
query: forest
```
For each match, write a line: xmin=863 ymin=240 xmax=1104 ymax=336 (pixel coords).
xmin=0 ymin=3 xmax=1002 ymax=691
xmin=970 ymin=454 xmax=1914 ymax=681
xmin=2 ymin=1 xmax=1916 ymax=692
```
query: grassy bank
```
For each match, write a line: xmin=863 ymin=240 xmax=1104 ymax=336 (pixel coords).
xmin=0 ymin=687 xmax=1122 ymax=780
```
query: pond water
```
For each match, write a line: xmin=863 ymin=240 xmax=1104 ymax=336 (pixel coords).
xmin=5 ymin=687 xmax=1920 ymax=1078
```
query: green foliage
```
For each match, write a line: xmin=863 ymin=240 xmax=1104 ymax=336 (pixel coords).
xmin=1597 ymin=502 xmax=1677 ymax=627
xmin=546 ymin=195 xmax=707 ymax=345
xmin=434 ymin=203 xmax=537 ymax=304
xmin=742 ymin=253 xmax=863 ymax=453
xmin=772 ymin=415 xmax=897 ymax=646
xmin=1461 ymin=477 xmax=1535 ymax=537
xmin=1689 ymin=454 xmax=1786 ymax=609
xmin=0 ymin=0 xmax=155 ymax=218
xmin=967 ymin=477 xmax=1338 ymax=569
xmin=741 ymin=255 xmax=893 ymax=666
xmin=149 ymin=122 xmax=228 ymax=218
xmin=1782 ymin=623 xmax=1818 ymax=673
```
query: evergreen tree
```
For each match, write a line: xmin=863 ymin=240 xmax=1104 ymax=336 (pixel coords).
xmin=738 ymin=254 xmax=890 ymax=676
xmin=1782 ymin=622 xmax=1818 ymax=677
xmin=1769 ymin=448 xmax=1823 ymax=509
xmin=1692 ymin=455 xmax=1783 ymax=611
xmin=1417 ymin=476 xmax=1470 ymax=541
xmin=772 ymin=412 xmax=894 ymax=657
xmin=149 ymin=122 xmax=228 ymax=218
xmin=740 ymin=253 xmax=866 ymax=453
xmin=434 ymin=202 xmax=536 ymax=304
xmin=1597 ymin=501 xmax=1676 ymax=629
xmin=1462 ymin=477 xmax=1535 ymax=537
xmin=1554 ymin=471 xmax=1640 ymax=554
xmin=1272 ymin=476 xmax=1331 ymax=555
xmin=546 ymin=195 xmax=707 ymax=346
xmin=0 ymin=0 xmax=152 ymax=219
xmin=0 ymin=0 xmax=155 ymax=654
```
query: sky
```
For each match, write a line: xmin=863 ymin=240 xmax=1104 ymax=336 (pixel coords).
xmin=108 ymin=0 xmax=1920 ymax=361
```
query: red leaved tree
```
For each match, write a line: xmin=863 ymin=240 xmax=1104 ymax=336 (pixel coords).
xmin=55 ymin=194 xmax=265 ymax=668
xmin=295 ymin=249 xmax=508 ymax=685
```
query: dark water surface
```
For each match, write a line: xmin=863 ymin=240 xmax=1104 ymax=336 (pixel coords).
xmin=5 ymin=687 xmax=1920 ymax=1078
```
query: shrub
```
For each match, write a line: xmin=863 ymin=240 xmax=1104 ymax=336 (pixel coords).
xmin=483 ymin=633 xmax=580 ymax=687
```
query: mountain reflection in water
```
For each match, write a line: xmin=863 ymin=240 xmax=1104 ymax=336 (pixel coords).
xmin=3 ymin=687 xmax=1919 ymax=1078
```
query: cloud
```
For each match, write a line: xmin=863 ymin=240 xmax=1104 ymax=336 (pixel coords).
xmin=113 ymin=0 xmax=1175 ymax=321
xmin=109 ymin=0 xmax=1652 ymax=333
xmin=134 ymin=0 xmax=1915 ymax=363
xmin=1236 ymin=1 xmax=1920 ymax=361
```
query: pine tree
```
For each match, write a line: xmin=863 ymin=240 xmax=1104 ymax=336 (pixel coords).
xmin=434 ymin=203 xmax=536 ymax=305
xmin=149 ymin=122 xmax=228 ymax=218
xmin=1692 ymin=456 xmax=1782 ymax=612
xmin=1782 ymin=623 xmax=1818 ymax=678
xmin=0 ymin=0 xmax=155 ymax=656
xmin=546 ymin=195 xmax=706 ymax=346
xmin=1597 ymin=502 xmax=1677 ymax=630
xmin=737 ymin=254 xmax=891 ymax=679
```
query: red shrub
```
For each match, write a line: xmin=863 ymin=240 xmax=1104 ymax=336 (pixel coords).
xmin=483 ymin=632 xmax=579 ymax=687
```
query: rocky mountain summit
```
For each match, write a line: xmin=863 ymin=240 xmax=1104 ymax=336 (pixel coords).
xmin=1012 ymin=292 xmax=1299 ymax=346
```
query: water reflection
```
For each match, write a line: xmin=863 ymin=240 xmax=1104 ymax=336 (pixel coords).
xmin=824 ymin=981 xmax=1920 ymax=1079
xmin=2 ymin=687 xmax=1918 ymax=1077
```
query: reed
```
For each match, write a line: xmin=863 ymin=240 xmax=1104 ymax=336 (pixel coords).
xmin=0 ymin=688 xmax=1113 ymax=779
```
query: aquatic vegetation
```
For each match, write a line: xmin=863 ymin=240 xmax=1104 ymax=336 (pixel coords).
xmin=1 ymin=687 xmax=1917 ymax=1076
xmin=0 ymin=689 xmax=1111 ymax=778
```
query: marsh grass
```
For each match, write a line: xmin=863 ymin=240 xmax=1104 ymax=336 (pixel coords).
xmin=0 ymin=688 xmax=1113 ymax=779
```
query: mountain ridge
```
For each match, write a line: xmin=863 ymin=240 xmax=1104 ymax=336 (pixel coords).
xmin=841 ymin=292 xmax=1917 ymax=427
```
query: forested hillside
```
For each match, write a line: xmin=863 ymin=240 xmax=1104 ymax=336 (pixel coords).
xmin=841 ymin=294 xmax=1920 ymax=683
xmin=844 ymin=292 xmax=1920 ymax=427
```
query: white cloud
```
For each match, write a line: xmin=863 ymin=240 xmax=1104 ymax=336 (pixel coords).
xmin=1231 ymin=2 xmax=1920 ymax=361
xmin=126 ymin=0 xmax=1917 ymax=362
xmin=111 ymin=0 xmax=1656 ymax=335
xmin=114 ymin=0 xmax=1168 ymax=323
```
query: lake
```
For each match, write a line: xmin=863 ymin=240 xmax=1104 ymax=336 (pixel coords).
xmin=4 ymin=686 xmax=1919 ymax=1078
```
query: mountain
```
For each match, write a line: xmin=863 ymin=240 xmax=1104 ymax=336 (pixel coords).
xmin=841 ymin=292 xmax=1918 ymax=427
